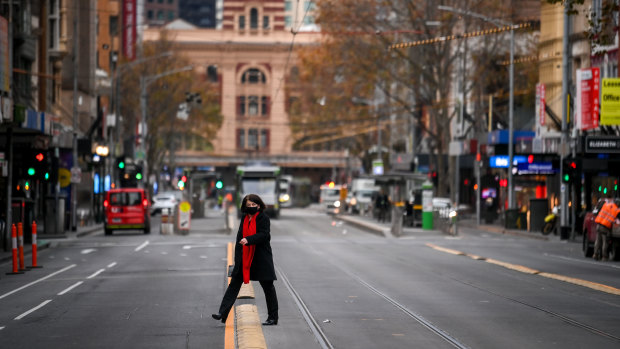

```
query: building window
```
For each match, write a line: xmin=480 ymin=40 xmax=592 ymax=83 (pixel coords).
xmin=147 ymin=10 xmax=153 ymax=20
xmin=168 ymin=0 xmax=174 ymax=3
xmin=239 ymin=96 xmax=246 ymax=115
xmin=109 ymin=16 xmax=119 ymax=36
xmin=157 ymin=10 xmax=164 ymax=20
xmin=241 ymin=68 xmax=266 ymax=84
xmin=158 ymin=0 xmax=164 ymax=3
xmin=260 ymin=129 xmax=269 ymax=149
xmin=248 ymin=129 xmax=258 ymax=148
xmin=284 ymin=16 xmax=291 ymax=28
xmin=285 ymin=1 xmax=292 ymax=11
xmin=250 ymin=8 xmax=259 ymax=29
xmin=239 ymin=15 xmax=245 ymax=29
xmin=207 ymin=65 xmax=218 ymax=82
xmin=238 ymin=129 xmax=245 ymax=149
xmin=261 ymin=97 xmax=268 ymax=115
xmin=168 ymin=11 xmax=175 ymax=21
xmin=263 ymin=16 xmax=270 ymax=29
xmin=248 ymin=96 xmax=259 ymax=115
xmin=49 ymin=0 xmax=59 ymax=49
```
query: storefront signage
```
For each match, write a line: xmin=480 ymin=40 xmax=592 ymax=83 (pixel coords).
xmin=585 ymin=136 xmax=620 ymax=153
xmin=600 ymin=78 xmax=620 ymax=125
xmin=489 ymin=155 xmax=527 ymax=168
xmin=516 ymin=162 xmax=556 ymax=175
xmin=575 ymin=68 xmax=600 ymax=130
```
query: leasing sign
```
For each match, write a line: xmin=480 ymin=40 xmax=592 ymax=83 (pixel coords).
xmin=600 ymin=78 xmax=620 ymax=125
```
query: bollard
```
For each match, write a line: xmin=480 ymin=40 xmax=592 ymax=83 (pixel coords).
xmin=18 ymin=223 xmax=26 ymax=271
xmin=28 ymin=221 xmax=42 ymax=269
xmin=6 ymin=224 xmax=23 ymax=275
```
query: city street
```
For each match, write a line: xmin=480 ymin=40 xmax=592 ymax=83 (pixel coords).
xmin=0 ymin=207 xmax=618 ymax=349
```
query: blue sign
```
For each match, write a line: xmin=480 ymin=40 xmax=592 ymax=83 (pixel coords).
xmin=489 ymin=155 xmax=528 ymax=168
xmin=516 ymin=162 xmax=556 ymax=175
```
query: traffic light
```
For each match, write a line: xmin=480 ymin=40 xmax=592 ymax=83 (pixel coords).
xmin=215 ymin=180 xmax=223 ymax=189
xmin=562 ymin=158 xmax=578 ymax=184
xmin=25 ymin=150 xmax=48 ymax=180
xmin=178 ymin=174 xmax=188 ymax=190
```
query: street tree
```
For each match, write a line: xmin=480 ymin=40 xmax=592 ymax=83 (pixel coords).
xmin=119 ymin=31 xmax=222 ymax=190
xmin=290 ymin=0 xmax=525 ymax=196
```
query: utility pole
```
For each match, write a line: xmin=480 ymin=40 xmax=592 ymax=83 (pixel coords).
xmin=560 ymin=1 xmax=571 ymax=238
xmin=71 ymin=0 xmax=80 ymax=231
xmin=4 ymin=0 xmax=13 ymax=251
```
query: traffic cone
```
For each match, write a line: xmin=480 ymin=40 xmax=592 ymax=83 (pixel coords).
xmin=28 ymin=221 xmax=42 ymax=269
xmin=18 ymin=222 xmax=26 ymax=271
xmin=6 ymin=224 xmax=24 ymax=275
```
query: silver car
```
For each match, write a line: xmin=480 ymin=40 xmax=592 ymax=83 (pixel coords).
xmin=151 ymin=191 xmax=183 ymax=215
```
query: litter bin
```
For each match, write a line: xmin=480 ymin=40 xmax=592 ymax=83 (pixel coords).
xmin=505 ymin=209 xmax=521 ymax=230
xmin=529 ymin=199 xmax=548 ymax=232
xmin=44 ymin=195 xmax=65 ymax=235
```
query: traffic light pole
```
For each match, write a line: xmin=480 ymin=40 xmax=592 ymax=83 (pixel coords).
xmin=560 ymin=2 xmax=570 ymax=237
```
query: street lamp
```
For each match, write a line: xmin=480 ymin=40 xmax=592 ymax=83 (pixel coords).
xmin=438 ymin=5 xmax=516 ymax=210
xmin=139 ymin=65 xmax=194 ymax=185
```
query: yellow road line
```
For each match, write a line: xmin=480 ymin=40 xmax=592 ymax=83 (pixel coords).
xmin=225 ymin=242 xmax=234 ymax=349
xmin=425 ymin=243 xmax=620 ymax=296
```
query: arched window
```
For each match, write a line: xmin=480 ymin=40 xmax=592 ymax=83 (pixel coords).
xmin=241 ymin=68 xmax=266 ymax=84
xmin=250 ymin=8 xmax=259 ymax=29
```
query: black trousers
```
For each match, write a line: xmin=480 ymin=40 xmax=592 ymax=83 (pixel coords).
xmin=218 ymin=273 xmax=278 ymax=321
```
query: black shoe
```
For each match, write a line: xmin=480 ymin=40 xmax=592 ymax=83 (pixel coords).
xmin=262 ymin=318 xmax=278 ymax=326
xmin=212 ymin=313 xmax=226 ymax=323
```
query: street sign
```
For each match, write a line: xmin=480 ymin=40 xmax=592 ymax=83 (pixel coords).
xmin=600 ymin=78 xmax=620 ymax=125
xmin=70 ymin=167 xmax=82 ymax=184
xmin=178 ymin=201 xmax=191 ymax=231
xmin=585 ymin=136 xmax=620 ymax=153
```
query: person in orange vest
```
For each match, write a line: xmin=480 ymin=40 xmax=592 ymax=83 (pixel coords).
xmin=593 ymin=198 xmax=620 ymax=261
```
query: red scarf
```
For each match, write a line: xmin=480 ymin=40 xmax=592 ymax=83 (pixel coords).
xmin=242 ymin=213 xmax=257 ymax=284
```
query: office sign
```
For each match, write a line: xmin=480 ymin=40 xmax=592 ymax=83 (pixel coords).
xmin=575 ymin=68 xmax=600 ymax=130
xmin=516 ymin=162 xmax=556 ymax=175
xmin=122 ymin=0 xmax=137 ymax=61
xmin=600 ymin=78 xmax=620 ymax=125
xmin=489 ymin=155 xmax=527 ymax=168
xmin=585 ymin=136 xmax=620 ymax=153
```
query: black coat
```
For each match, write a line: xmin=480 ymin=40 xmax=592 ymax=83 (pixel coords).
xmin=232 ymin=212 xmax=277 ymax=281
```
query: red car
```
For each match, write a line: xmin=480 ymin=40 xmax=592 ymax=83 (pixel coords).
xmin=104 ymin=188 xmax=151 ymax=235
xmin=582 ymin=203 xmax=620 ymax=260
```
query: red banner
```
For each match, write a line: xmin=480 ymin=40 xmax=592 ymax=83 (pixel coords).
xmin=576 ymin=67 xmax=600 ymax=130
xmin=122 ymin=0 xmax=137 ymax=61
xmin=537 ymin=83 xmax=546 ymax=126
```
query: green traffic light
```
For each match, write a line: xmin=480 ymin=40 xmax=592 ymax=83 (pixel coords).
xmin=599 ymin=186 xmax=602 ymax=192
xmin=604 ymin=187 xmax=608 ymax=194
xmin=615 ymin=185 xmax=618 ymax=191
xmin=136 ymin=173 xmax=143 ymax=180
xmin=563 ymin=174 xmax=569 ymax=182
xmin=216 ymin=180 xmax=223 ymax=189
xmin=44 ymin=172 xmax=49 ymax=180
xmin=118 ymin=161 xmax=125 ymax=169
xmin=27 ymin=167 xmax=35 ymax=176
xmin=178 ymin=180 xmax=185 ymax=188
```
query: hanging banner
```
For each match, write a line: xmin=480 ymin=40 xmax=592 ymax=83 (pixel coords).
xmin=122 ymin=0 xmax=137 ymax=61
xmin=576 ymin=68 xmax=600 ymax=130
xmin=536 ymin=83 xmax=546 ymax=127
xmin=600 ymin=77 xmax=620 ymax=125
xmin=0 ymin=16 xmax=9 ymax=93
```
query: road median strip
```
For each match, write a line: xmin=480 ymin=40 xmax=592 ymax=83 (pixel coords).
xmin=426 ymin=243 xmax=620 ymax=296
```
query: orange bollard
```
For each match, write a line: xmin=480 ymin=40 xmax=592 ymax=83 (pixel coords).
xmin=28 ymin=221 xmax=42 ymax=269
xmin=18 ymin=222 xmax=26 ymax=271
xmin=6 ymin=224 xmax=23 ymax=275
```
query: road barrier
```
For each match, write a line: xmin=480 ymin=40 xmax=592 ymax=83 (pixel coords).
xmin=7 ymin=224 xmax=23 ymax=275
xmin=28 ymin=221 xmax=42 ymax=268
xmin=18 ymin=223 xmax=25 ymax=271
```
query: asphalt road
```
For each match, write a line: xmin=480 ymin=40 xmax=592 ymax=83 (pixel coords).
xmin=0 ymin=207 xmax=618 ymax=349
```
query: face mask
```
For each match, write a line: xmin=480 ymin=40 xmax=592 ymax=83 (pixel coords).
xmin=246 ymin=206 xmax=258 ymax=215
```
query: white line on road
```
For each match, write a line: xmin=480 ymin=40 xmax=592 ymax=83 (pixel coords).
xmin=0 ymin=326 xmax=4 ymax=330
xmin=107 ymin=262 xmax=117 ymax=268
xmin=81 ymin=249 xmax=97 ymax=254
xmin=135 ymin=240 xmax=150 ymax=252
xmin=87 ymin=269 xmax=105 ymax=279
xmin=544 ymin=253 xmax=620 ymax=269
xmin=14 ymin=300 xmax=52 ymax=320
xmin=58 ymin=281 xmax=84 ymax=296
xmin=0 ymin=264 xmax=77 ymax=300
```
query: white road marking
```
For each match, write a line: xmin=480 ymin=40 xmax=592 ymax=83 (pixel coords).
xmin=0 ymin=264 xmax=77 ymax=300
xmin=107 ymin=262 xmax=117 ymax=268
xmin=58 ymin=281 xmax=84 ymax=296
xmin=15 ymin=300 xmax=52 ymax=320
xmin=87 ymin=269 xmax=105 ymax=279
xmin=0 ymin=326 xmax=5 ymax=330
xmin=161 ymin=252 xmax=168 ymax=255
xmin=544 ymin=253 xmax=620 ymax=269
xmin=81 ymin=249 xmax=96 ymax=254
xmin=135 ymin=240 xmax=150 ymax=252
xmin=180 ymin=253 xmax=187 ymax=257
xmin=200 ymin=256 xmax=207 ymax=259
xmin=182 ymin=244 xmax=218 ymax=250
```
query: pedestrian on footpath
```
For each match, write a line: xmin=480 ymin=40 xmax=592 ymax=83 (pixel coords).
xmin=593 ymin=198 xmax=620 ymax=261
xmin=212 ymin=194 xmax=279 ymax=326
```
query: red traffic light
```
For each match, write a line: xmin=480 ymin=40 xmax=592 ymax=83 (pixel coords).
xmin=181 ymin=175 xmax=187 ymax=182
xmin=570 ymin=161 xmax=577 ymax=169
xmin=499 ymin=179 xmax=508 ymax=187
xmin=35 ymin=153 xmax=44 ymax=162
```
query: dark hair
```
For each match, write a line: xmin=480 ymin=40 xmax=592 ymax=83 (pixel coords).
xmin=241 ymin=194 xmax=266 ymax=214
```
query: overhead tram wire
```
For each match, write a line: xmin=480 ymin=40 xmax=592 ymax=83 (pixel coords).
xmin=388 ymin=22 xmax=533 ymax=51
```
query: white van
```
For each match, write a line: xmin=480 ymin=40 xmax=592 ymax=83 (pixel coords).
xmin=319 ymin=184 xmax=343 ymax=214
xmin=346 ymin=178 xmax=379 ymax=214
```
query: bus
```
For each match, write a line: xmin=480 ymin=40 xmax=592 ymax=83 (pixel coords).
xmin=236 ymin=163 xmax=281 ymax=218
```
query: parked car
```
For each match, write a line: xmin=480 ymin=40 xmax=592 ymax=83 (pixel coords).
xmin=433 ymin=197 xmax=453 ymax=218
xmin=582 ymin=200 xmax=620 ymax=260
xmin=151 ymin=191 xmax=183 ymax=215
xmin=104 ymin=188 xmax=151 ymax=235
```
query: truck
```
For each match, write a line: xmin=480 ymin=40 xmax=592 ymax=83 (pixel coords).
xmin=345 ymin=178 xmax=379 ymax=215
xmin=235 ymin=163 xmax=281 ymax=218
